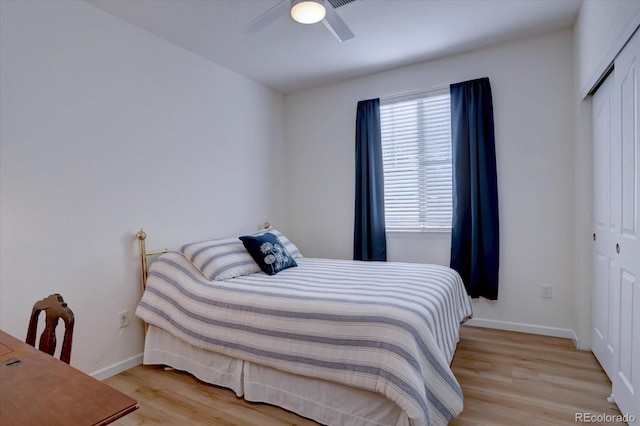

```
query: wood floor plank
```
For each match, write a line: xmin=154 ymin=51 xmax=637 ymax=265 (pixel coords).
xmin=104 ymin=326 xmax=621 ymax=425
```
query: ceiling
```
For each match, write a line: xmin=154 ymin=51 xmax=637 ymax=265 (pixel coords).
xmin=86 ymin=0 xmax=582 ymax=93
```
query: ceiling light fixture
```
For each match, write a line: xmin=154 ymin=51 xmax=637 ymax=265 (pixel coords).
xmin=290 ymin=0 xmax=326 ymax=25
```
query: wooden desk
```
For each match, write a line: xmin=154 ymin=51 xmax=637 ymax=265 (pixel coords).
xmin=0 ymin=330 xmax=138 ymax=425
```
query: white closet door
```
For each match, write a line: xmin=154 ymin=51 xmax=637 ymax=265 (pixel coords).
xmin=611 ymin=29 xmax=640 ymax=421
xmin=592 ymin=72 xmax=616 ymax=379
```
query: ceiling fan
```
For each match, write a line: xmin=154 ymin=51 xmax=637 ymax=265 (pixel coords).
xmin=241 ymin=0 xmax=356 ymax=42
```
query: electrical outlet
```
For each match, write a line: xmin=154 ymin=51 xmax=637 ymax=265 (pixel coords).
xmin=118 ymin=310 xmax=130 ymax=328
xmin=541 ymin=285 xmax=552 ymax=299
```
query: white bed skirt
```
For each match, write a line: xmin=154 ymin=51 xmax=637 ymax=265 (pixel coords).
xmin=144 ymin=325 xmax=410 ymax=426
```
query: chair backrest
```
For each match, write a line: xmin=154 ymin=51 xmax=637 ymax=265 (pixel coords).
xmin=26 ymin=294 xmax=75 ymax=364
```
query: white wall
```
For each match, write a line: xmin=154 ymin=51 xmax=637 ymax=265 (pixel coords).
xmin=576 ymin=0 xmax=640 ymax=94
xmin=285 ymin=29 xmax=576 ymax=335
xmin=0 ymin=0 xmax=286 ymax=377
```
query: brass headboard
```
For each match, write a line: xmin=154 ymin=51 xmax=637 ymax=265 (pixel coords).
xmin=135 ymin=229 xmax=169 ymax=293
xmin=135 ymin=221 xmax=271 ymax=292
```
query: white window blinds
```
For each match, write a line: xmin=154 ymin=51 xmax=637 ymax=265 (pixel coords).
xmin=380 ymin=89 xmax=452 ymax=231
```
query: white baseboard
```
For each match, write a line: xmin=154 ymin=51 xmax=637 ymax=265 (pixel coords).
xmin=91 ymin=353 xmax=143 ymax=381
xmin=465 ymin=318 xmax=580 ymax=347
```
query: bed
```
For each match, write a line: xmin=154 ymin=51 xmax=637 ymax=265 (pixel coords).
xmin=134 ymin=227 xmax=473 ymax=426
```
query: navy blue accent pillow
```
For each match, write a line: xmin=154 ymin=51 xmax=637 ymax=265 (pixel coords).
xmin=239 ymin=232 xmax=297 ymax=275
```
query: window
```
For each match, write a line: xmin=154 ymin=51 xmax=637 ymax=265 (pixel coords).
xmin=380 ymin=89 xmax=452 ymax=231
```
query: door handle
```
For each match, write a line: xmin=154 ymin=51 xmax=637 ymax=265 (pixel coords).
xmin=616 ymin=243 xmax=620 ymax=254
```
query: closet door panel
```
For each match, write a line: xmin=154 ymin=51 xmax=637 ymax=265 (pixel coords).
xmin=617 ymin=269 xmax=636 ymax=385
xmin=620 ymin=65 xmax=636 ymax=238
xmin=593 ymin=75 xmax=613 ymax=234
xmin=607 ymin=260 xmax=619 ymax=360
xmin=593 ymin=252 xmax=607 ymax=344
xmin=614 ymin=268 xmax=638 ymax=419
xmin=611 ymin=28 xmax=639 ymax=422
xmin=592 ymin=73 xmax=616 ymax=378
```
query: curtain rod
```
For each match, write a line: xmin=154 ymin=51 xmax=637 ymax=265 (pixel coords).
xmin=381 ymin=84 xmax=449 ymax=103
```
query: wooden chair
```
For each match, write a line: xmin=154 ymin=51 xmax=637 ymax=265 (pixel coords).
xmin=26 ymin=294 xmax=75 ymax=364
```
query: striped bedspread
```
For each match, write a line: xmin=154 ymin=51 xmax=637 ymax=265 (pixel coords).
xmin=136 ymin=252 xmax=473 ymax=426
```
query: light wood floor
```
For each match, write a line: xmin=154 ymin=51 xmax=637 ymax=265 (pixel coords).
xmin=104 ymin=326 xmax=622 ymax=425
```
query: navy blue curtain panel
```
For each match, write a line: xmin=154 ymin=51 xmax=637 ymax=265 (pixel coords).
xmin=354 ymin=98 xmax=387 ymax=261
xmin=449 ymin=78 xmax=499 ymax=299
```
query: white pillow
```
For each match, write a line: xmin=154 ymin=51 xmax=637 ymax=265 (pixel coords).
xmin=180 ymin=237 xmax=259 ymax=281
xmin=180 ymin=228 xmax=302 ymax=281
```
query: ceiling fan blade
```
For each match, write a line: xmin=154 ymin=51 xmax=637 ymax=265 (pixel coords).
xmin=322 ymin=0 xmax=354 ymax=42
xmin=241 ymin=0 xmax=289 ymax=36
